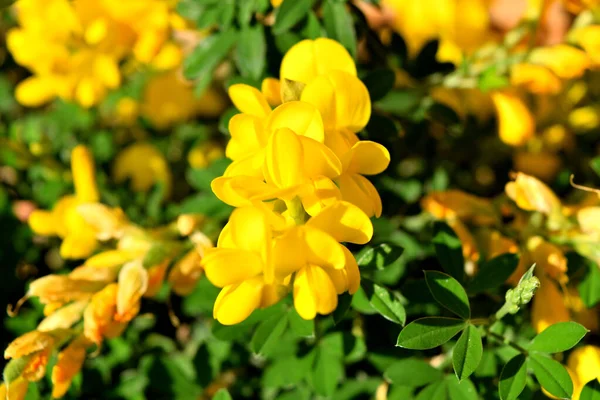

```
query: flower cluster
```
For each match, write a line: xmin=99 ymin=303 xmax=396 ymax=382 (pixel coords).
xmin=7 ymin=0 xmax=183 ymax=108
xmin=4 ymin=145 xmax=211 ymax=398
xmin=202 ymin=38 xmax=390 ymax=324
xmin=422 ymin=172 xmax=599 ymax=333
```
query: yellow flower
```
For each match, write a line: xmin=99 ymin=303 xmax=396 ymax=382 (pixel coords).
xmin=140 ymin=71 xmax=228 ymax=129
xmin=505 ymin=172 xmax=561 ymax=216
xmin=83 ymin=283 xmax=127 ymax=346
xmin=382 ymin=0 xmax=490 ymax=63
xmin=280 ymin=38 xmax=357 ymax=84
xmin=573 ymin=25 xmax=600 ymax=66
xmin=510 ymin=64 xmax=562 ymax=95
xmin=115 ymin=260 xmax=148 ymax=323
xmin=491 ymin=91 xmax=535 ymax=146
xmin=0 ymin=376 xmax=29 ymax=400
xmin=567 ymin=345 xmax=600 ymax=400
xmin=530 ymin=44 xmax=591 ymax=80
xmin=421 ymin=190 xmax=497 ymax=225
xmin=51 ymin=336 xmax=89 ymax=398
xmin=28 ymin=145 xmax=100 ymax=259
xmin=188 ymin=141 xmax=224 ymax=169
xmin=113 ymin=142 xmax=172 ymax=197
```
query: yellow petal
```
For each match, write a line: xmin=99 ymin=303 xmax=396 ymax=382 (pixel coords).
xmin=77 ymin=203 xmax=127 ymax=241
xmin=112 ymin=142 xmax=172 ymax=197
xmin=265 ymin=101 xmax=324 ymax=143
xmin=38 ymin=301 xmax=88 ymax=332
xmin=202 ymin=248 xmax=263 ymax=287
xmin=228 ymin=84 xmax=271 ymax=118
xmin=0 ymin=377 xmax=28 ymax=400
xmin=213 ymin=278 xmax=264 ymax=325
xmin=342 ymin=141 xmax=390 ymax=175
xmin=223 ymin=153 xmax=265 ymax=179
xmin=530 ymin=44 xmax=591 ymax=80
xmin=228 ymin=206 xmax=271 ymax=263
xmin=301 ymin=176 xmax=342 ymax=217
xmin=325 ymin=129 xmax=360 ymax=159
xmin=60 ymin=231 xmax=98 ymax=260
xmin=301 ymin=70 xmax=371 ymax=132
xmin=303 ymin=226 xmax=346 ymax=270
xmin=5 ymin=330 xmax=55 ymax=359
xmin=15 ymin=76 xmax=57 ymax=107
xmin=338 ymin=173 xmax=383 ymax=218
xmin=527 ymin=236 xmax=568 ymax=284
xmin=510 ymin=63 xmax=562 ymax=94
xmin=28 ymin=210 xmax=57 ymax=236
xmin=342 ymin=245 xmax=360 ymax=294
xmin=115 ymin=261 xmax=148 ymax=322
xmin=261 ymin=77 xmax=282 ymax=106
xmin=421 ymin=190 xmax=497 ymax=225
xmin=505 ymin=172 xmax=561 ymax=215
xmin=84 ymin=250 xmax=140 ymax=269
xmin=28 ymin=275 xmax=105 ymax=304
xmin=94 ymin=54 xmax=120 ymax=89
xmin=307 ymin=200 xmax=373 ymax=244
xmin=280 ymin=38 xmax=357 ymax=84
xmin=577 ymin=207 xmax=600 ymax=234
xmin=293 ymin=265 xmax=338 ymax=320
xmin=264 ymin=128 xmax=305 ymax=188
xmin=273 ymin=227 xmax=309 ymax=279
xmin=71 ymin=145 xmax=99 ymax=203
xmin=299 ymin=136 xmax=342 ymax=179
xmin=491 ymin=91 xmax=535 ymax=146
xmin=51 ymin=335 xmax=88 ymax=398
xmin=567 ymin=345 xmax=600 ymax=389
xmin=227 ymin=114 xmax=266 ymax=160
xmin=211 ymin=176 xmax=276 ymax=207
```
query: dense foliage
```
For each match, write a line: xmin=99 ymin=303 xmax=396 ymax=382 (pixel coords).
xmin=1 ymin=0 xmax=599 ymax=399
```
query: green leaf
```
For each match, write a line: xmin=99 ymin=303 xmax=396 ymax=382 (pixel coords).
xmin=357 ymin=243 xmax=404 ymax=270
xmin=322 ymin=0 xmax=357 ymax=58
xmin=273 ymin=0 xmax=315 ymax=34
xmin=580 ymin=379 xmax=600 ymax=400
xmin=333 ymin=292 xmax=353 ymax=324
xmin=468 ymin=253 xmax=519 ymax=294
xmin=590 ymin=156 xmax=600 ymax=178
xmin=183 ymin=31 xmax=238 ymax=80
xmin=301 ymin=11 xmax=322 ymax=39
xmin=578 ymin=257 xmax=600 ymax=308
xmin=311 ymin=347 xmax=344 ymax=396
xmin=3 ymin=356 xmax=30 ymax=384
xmin=237 ymin=0 xmax=256 ymax=26
xmin=288 ymin=308 xmax=314 ymax=338
xmin=424 ymin=270 xmax=470 ymax=319
xmin=528 ymin=322 xmax=588 ymax=353
xmin=250 ymin=312 xmax=288 ymax=355
xmin=213 ymin=389 xmax=233 ymax=400
xmin=416 ymin=381 xmax=448 ymax=400
xmin=384 ymin=358 xmax=443 ymax=388
xmin=529 ymin=353 xmax=573 ymax=399
xmin=235 ymin=25 xmax=266 ymax=80
xmin=363 ymin=281 xmax=406 ymax=325
xmin=445 ymin=375 xmax=478 ymax=400
xmin=499 ymin=354 xmax=528 ymax=400
xmin=396 ymin=317 xmax=466 ymax=350
xmin=478 ymin=66 xmax=509 ymax=92
xmin=362 ymin=69 xmax=396 ymax=102
xmin=452 ymin=325 xmax=483 ymax=381
xmin=432 ymin=221 xmax=465 ymax=282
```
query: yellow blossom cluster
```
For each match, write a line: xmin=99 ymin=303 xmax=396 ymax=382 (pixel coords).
xmin=7 ymin=0 xmax=185 ymax=108
xmin=422 ymin=172 xmax=600 ymax=336
xmin=201 ymin=38 xmax=391 ymax=324
xmin=3 ymin=145 xmax=211 ymax=398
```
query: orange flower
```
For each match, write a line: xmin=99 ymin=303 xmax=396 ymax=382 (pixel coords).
xmin=51 ymin=336 xmax=89 ymax=398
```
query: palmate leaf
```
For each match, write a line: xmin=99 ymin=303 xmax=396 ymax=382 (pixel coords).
xmin=580 ymin=380 xmax=600 ymax=400
xmin=362 ymin=280 xmax=406 ymax=325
